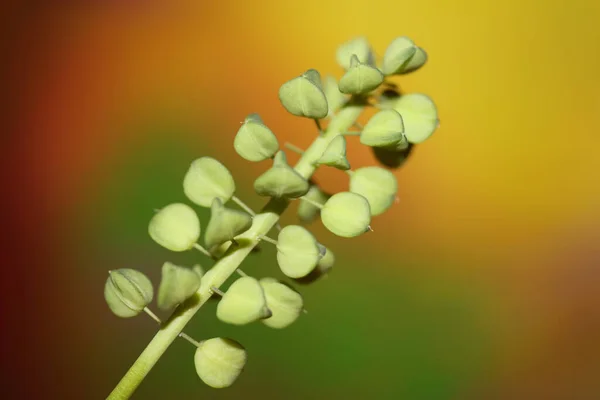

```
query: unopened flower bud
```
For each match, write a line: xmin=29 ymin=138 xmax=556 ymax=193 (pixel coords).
xmin=234 ymin=113 xmax=279 ymax=162
xmin=360 ymin=109 xmax=408 ymax=149
xmin=183 ymin=157 xmax=235 ymax=207
xmin=104 ymin=269 xmax=153 ymax=318
xmin=194 ymin=338 xmax=247 ymax=388
xmin=204 ymin=198 xmax=252 ymax=249
xmin=254 ymin=151 xmax=309 ymax=198
xmin=279 ymin=69 xmax=328 ymax=119
xmin=216 ymin=277 xmax=270 ymax=325
xmin=392 ymin=93 xmax=439 ymax=144
xmin=157 ymin=262 xmax=202 ymax=310
xmin=321 ymin=192 xmax=371 ymax=238
xmin=315 ymin=135 xmax=350 ymax=170
xmin=350 ymin=167 xmax=398 ymax=216
xmin=381 ymin=36 xmax=427 ymax=75
xmin=259 ymin=278 xmax=304 ymax=329
xmin=277 ymin=225 xmax=322 ymax=278
xmin=148 ymin=203 xmax=200 ymax=252
xmin=336 ymin=36 xmax=374 ymax=70
xmin=338 ymin=55 xmax=384 ymax=95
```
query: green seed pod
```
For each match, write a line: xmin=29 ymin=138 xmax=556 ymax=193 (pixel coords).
xmin=349 ymin=167 xmax=398 ymax=216
xmin=254 ymin=151 xmax=309 ymax=198
xmin=194 ymin=338 xmax=247 ymax=389
xmin=183 ymin=157 xmax=236 ymax=207
xmin=317 ymin=247 xmax=335 ymax=272
xmin=104 ymin=269 xmax=154 ymax=318
xmin=297 ymin=184 xmax=330 ymax=223
xmin=321 ymin=192 xmax=371 ymax=238
xmin=315 ymin=135 xmax=350 ymax=170
xmin=381 ymin=37 xmax=427 ymax=75
xmin=322 ymin=75 xmax=346 ymax=116
xmin=216 ymin=277 xmax=270 ymax=325
xmin=278 ymin=69 xmax=328 ymax=119
xmin=157 ymin=262 xmax=202 ymax=310
xmin=204 ymin=198 xmax=252 ymax=249
xmin=360 ymin=109 xmax=408 ymax=149
xmin=276 ymin=225 xmax=322 ymax=278
xmin=336 ymin=36 xmax=374 ymax=70
xmin=148 ymin=203 xmax=200 ymax=252
xmin=392 ymin=93 xmax=439 ymax=144
xmin=234 ymin=113 xmax=279 ymax=162
xmin=293 ymin=247 xmax=334 ymax=284
xmin=259 ymin=278 xmax=304 ymax=329
xmin=338 ymin=55 xmax=384 ymax=95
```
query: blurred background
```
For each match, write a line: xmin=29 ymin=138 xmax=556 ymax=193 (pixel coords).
xmin=4 ymin=0 xmax=600 ymax=399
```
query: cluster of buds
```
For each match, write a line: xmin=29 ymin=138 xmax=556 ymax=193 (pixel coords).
xmin=105 ymin=35 xmax=438 ymax=393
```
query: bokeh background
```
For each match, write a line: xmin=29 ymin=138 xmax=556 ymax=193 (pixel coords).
xmin=4 ymin=0 xmax=600 ymax=399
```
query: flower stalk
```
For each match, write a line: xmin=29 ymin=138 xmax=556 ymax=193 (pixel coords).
xmin=106 ymin=106 xmax=362 ymax=400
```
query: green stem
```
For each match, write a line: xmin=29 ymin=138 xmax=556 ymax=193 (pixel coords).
xmin=106 ymin=104 xmax=363 ymax=400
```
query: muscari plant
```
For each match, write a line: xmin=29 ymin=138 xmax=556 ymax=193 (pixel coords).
xmin=104 ymin=35 xmax=439 ymax=399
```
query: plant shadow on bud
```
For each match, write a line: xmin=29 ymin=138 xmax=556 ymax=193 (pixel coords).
xmin=372 ymin=143 xmax=415 ymax=169
xmin=292 ymin=266 xmax=329 ymax=285
xmin=165 ymin=293 xmax=202 ymax=323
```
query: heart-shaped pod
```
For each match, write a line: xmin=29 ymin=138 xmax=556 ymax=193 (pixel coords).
xmin=234 ymin=113 xmax=279 ymax=162
xmin=216 ymin=277 xmax=270 ymax=325
xmin=338 ymin=55 xmax=384 ymax=95
xmin=254 ymin=151 xmax=309 ymax=198
xmin=260 ymin=278 xmax=304 ymax=329
xmin=204 ymin=198 xmax=252 ymax=249
xmin=104 ymin=269 xmax=154 ymax=318
xmin=276 ymin=225 xmax=322 ymax=278
xmin=148 ymin=203 xmax=200 ymax=251
xmin=349 ymin=167 xmax=398 ymax=216
xmin=194 ymin=338 xmax=247 ymax=388
xmin=321 ymin=192 xmax=371 ymax=238
xmin=183 ymin=157 xmax=236 ymax=207
xmin=360 ymin=109 xmax=408 ymax=149
xmin=278 ymin=69 xmax=328 ymax=119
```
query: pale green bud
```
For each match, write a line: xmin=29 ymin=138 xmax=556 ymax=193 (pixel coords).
xmin=381 ymin=37 xmax=427 ymax=75
xmin=157 ymin=262 xmax=202 ymax=310
xmin=183 ymin=157 xmax=236 ymax=207
xmin=278 ymin=69 xmax=328 ymax=119
xmin=392 ymin=93 xmax=439 ymax=144
xmin=104 ymin=269 xmax=153 ymax=318
xmin=315 ymin=135 xmax=350 ymax=170
xmin=204 ymin=198 xmax=252 ymax=249
xmin=336 ymin=36 xmax=374 ymax=70
xmin=259 ymin=278 xmax=304 ymax=329
xmin=216 ymin=277 xmax=270 ymax=325
xmin=234 ymin=113 xmax=279 ymax=162
xmin=254 ymin=151 xmax=309 ymax=198
xmin=148 ymin=203 xmax=200 ymax=252
xmin=321 ymin=192 xmax=371 ymax=238
xmin=194 ymin=338 xmax=247 ymax=388
xmin=317 ymin=247 xmax=335 ymax=272
xmin=338 ymin=55 xmax=384 ymax=95
xmin=297 ymin=184 xmax=330 ymax=223
xmin=293 ymin=247 xmax=335 ymax=284
xmin=276 ymin=225 xmax=322 ymax=278
xmin=360 ymin=109 xmax=408 ymax=149
xmin=322 ymin=75 xmax=347 ymax=116
xmin=350 ymin=167 xmax=397 ymax=216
